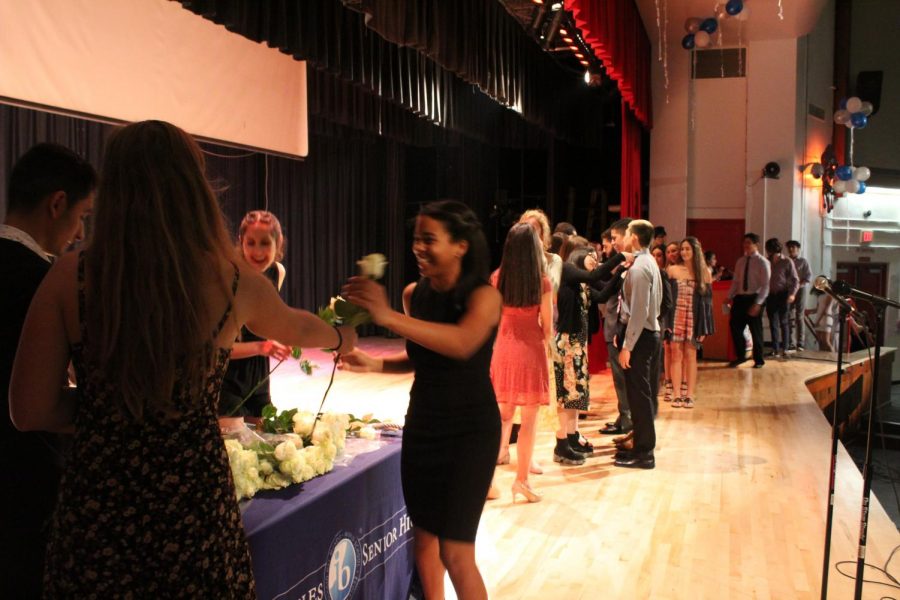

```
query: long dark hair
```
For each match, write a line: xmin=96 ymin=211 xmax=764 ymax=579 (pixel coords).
xmin=682 ymin=236 xmax=712 ymax=294
xmin=498 ymin=224 xmax=544 ymax=307
xmin=87 ymin=120 xmax=236 ymax=421
xmin=418 ymin=200 xmax=490 ymax=307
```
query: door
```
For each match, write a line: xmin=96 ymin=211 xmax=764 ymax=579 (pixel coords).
xmin=835 ymin=262 xmax=888 ymax=345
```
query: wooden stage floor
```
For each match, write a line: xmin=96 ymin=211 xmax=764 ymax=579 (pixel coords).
xmin=270 ymin=339 xmax=900 ymax=600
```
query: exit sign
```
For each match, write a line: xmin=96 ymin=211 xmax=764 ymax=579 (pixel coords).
xmin=860 ymin=230 xmax=874 ymax=243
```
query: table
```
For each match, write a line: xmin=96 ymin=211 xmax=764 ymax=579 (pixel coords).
xmin=241 ymin=438 xmax=414 ymax=600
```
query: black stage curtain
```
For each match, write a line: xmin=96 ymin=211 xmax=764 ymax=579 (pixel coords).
xmin=0 ymin=105 xmax=407 ymax=317
xmin=178 ymin=0 xmax=609 ymax=148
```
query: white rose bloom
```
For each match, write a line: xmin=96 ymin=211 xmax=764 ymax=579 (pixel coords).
xmin=300 ymin=464 xmax=315 ymax=481
xmin=359 ymin=425 xmax=378 ymax=440
xmin=321 ymin=441 xmax=337 ymax=461
xmin=357 ymin=253 xmax=388 ymax=279
xmin=293 ymin=413 xmax=316 ymax=438
xmin=274 ymin=441 xmax=297 ymax=462
xmin=259 ymin=460 xmax=274 ymax=475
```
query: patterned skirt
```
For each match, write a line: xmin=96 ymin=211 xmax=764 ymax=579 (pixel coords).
xmin=553 ymin=330 xmax=590 ymax=410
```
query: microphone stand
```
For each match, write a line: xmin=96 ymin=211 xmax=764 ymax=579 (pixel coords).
xmin=852 ymin=292 xmax=900 ymax=600
xmin=820 ymin=304 xmax=848 ymax=600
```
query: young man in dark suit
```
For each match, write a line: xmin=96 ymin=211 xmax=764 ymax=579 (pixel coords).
xmin=1 ymin=143 xmax=96 ymax=598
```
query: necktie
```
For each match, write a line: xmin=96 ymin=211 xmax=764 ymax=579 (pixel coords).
xmin=742 ymin=255 xmax=750 ymax=292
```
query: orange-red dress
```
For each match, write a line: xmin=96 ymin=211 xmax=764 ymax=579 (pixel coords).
xmin=489 ymin=273 xmax=552 ymax=406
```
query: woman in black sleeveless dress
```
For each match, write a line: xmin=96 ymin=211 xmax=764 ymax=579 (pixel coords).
xmin=220 ymin=211 xmax=290 ymax=419
xmin=341 ymin=200 xmax=501 ymax=600
xmin=9 ymin=120 xmax=357 ymax=598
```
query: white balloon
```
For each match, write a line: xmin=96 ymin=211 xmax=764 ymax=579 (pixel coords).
xmin=833 ymin=180 xmax=847 ymax=194
xmin=846 ymin=179 xmax=860 ymax=193
xmin=860 ymin=101 xmax=874 ymax=116
xmin=855 ymin=166 xmax=871 ymax=182
xmin=846 ymin=97 xmax=863 ymax=113
xmin=694 ymin=30 xmax=711 ymax=48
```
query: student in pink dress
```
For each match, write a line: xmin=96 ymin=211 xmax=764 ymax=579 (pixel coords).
xmin=489 ymin=224 xmax=553 ymax=502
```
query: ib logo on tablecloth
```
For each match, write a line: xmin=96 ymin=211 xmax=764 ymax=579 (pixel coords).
xmin=326 ymin=532 xmax=361 ymax=600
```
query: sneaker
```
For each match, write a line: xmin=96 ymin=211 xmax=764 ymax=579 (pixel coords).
xmin=672 ymin=397 xmax=684 ymax=408
xmin=682 ymin=397 xmax=694 ymax=409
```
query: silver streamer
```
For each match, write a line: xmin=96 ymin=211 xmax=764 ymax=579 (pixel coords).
xmin=778 ymin=0 xmax=785 ymax=21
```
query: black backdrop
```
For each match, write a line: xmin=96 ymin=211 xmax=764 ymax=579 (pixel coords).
xmin=0 ymin=104 xmax=620 ymax=322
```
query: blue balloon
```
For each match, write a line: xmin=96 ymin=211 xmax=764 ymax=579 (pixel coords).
xmin=836 ymin=165 xmax=853 ymax=181
xmin=850 ymin=112 xmax=868 ymax=128
xmin=856 ymin=181 xmax=867 ymax=194
xmin=700 ymin=18 xmax=718 ymax=34
xmin=726 ymin=0 xmax=744 ymax=16
xmin=681 ymin=34 xmax=696 ymax=49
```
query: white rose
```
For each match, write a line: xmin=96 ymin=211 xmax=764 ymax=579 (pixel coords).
xmin=259 ymin=460 xmax=274 ymax=475
xmin=321 ymin=441 xmax=337 ymax=461
xmin=293 ymin=413 xmax=316 ymax=438
xmin=359 ymin=425 xmax=377 ymax=440
xmin=274 ymin=441 xmax=296 ymax=462
xmin=357 ymin=253 xmax=388 ymax=279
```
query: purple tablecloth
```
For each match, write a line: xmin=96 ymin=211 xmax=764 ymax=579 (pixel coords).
xmin=241 ymin=438 xmax=414 ymax=600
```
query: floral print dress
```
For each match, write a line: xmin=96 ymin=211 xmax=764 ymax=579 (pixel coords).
xmin=554 ymin=283 xmax=590 ymax=411
xmin=42 ymin=255 xmax=255 ymax=598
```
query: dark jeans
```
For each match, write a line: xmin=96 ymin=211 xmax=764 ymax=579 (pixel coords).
xmin=789 ymin=286 xmax=807 ymax=348
xmin=606 ymin=341 xmax=632 ymax=431
xmin=766 ymin=291 xmax=791 ymax=353
xmin=730 ymin=294 xmax=765 ymax=365
xmin=624 ymin=329 xmax=659 ymax=455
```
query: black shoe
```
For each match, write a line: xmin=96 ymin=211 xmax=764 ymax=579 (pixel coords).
xmin=614 ymin=453 xmax=655 ymax=469
xmin=568 ymin=433 xmax=594 ymax=456
xmin=753 ymin=362 xmax=765 ymax=369
xmin=614 ymin=449 xmax=634 ymax=460
xmin=727 ymin=359 xmax=745 ymax=368
xmin=553 ymin=438 xmax=586 ymax=465
xmin=599 ymin=423 xmax=624 ymax=435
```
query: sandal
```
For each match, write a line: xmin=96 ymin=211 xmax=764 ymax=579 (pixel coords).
xmin=663 ymin=380 xmax=673 ymax=402
xmin=683 ymin=397 xmax=695 ymax=409
xmin=672 ymin=397 xmax=684 ymax=408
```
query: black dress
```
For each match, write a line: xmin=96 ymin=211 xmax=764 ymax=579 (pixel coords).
xmin=402 ymin=279 xmax=501 ymax=542
xmin=219 ymin=265 xmax=280 ymax=417
xmin=43 ymin=256 xmax=255 ymax=597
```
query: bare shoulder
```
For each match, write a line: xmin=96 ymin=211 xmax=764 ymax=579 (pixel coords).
xmin=402 ymin=281 xmax=418 ymax=302
xmin=666 ymin=264 xmax=687 ymax=279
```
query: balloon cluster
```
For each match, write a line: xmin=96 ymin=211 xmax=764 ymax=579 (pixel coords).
xmin=833 ymin=96 xmax=874 ymax=130
xmin=682 ymin=0 xmax=748 ymax=50
xmin=831 ymin=95 xmax=876 ymax=196
xmin=832 ymin=165 xmax=871 ymax=195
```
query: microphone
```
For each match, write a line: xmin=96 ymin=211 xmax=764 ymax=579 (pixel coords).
xmin=814 ymin=276 xmax=858 ymax=315
xmin=830 ymin=278 xmax=900 ymax=309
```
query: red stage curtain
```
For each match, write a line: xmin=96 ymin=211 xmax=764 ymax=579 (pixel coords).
xmin=620 ymin=102 xmax=642 ymax=219
xmin=564 ymin=0 xmax=653 ymax=130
